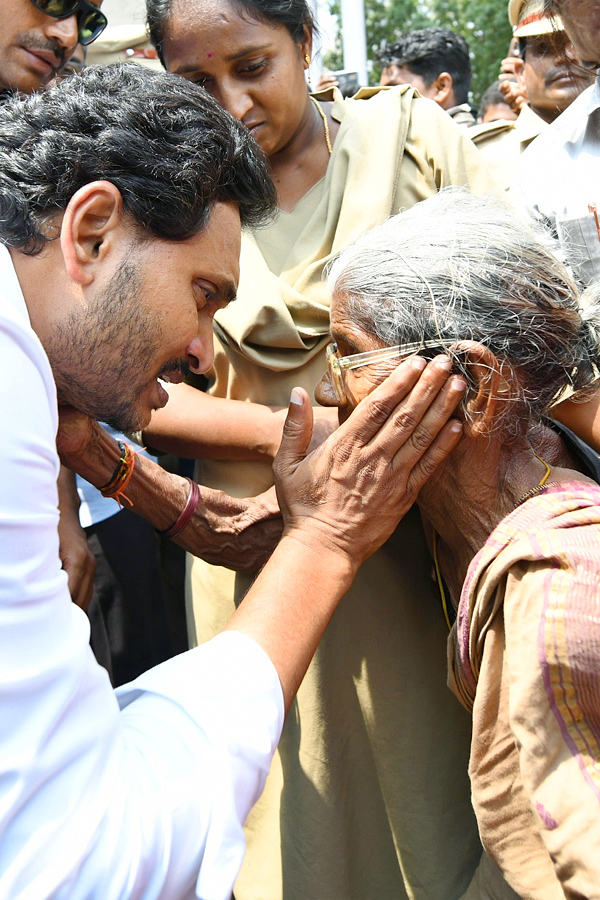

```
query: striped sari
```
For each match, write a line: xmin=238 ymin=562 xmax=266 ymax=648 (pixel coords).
xmin=449 ymin=482 xmax=600 ymax=899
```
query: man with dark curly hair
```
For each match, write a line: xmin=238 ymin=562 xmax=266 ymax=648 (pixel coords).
xmin=0 ymin=63 xmax=462 ymax=899
xmin=377 ymin=27 xmax=476 ymax=125
xmin=0 ymin=0 xmax=115 ymax=658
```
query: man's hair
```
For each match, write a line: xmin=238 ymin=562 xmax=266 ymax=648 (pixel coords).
xmin=377 ymin=28 xmax=471 ymax=104
xmin=0 ymin=64 xmax=277 ymax=254
xmin=478 ymin=80 xmax=509 ymax=118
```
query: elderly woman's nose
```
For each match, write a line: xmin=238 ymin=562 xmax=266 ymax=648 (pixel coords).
xmin=315 ymin=373 xmax=341 ymax=407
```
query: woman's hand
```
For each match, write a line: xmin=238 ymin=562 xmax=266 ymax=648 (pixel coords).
xmin=227 ymin=356 xmax=466 ymax=710
xmin=274 ymin=356 xmax=466 ymax=573
xmin=271 ymin=404 xmax=338 ymax=457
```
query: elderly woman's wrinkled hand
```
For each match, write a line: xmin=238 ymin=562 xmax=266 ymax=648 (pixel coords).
xmin=273 ymin=356 xmax=466 ymax=572
xmin=56 ymin=404 xmax=105 ymax=470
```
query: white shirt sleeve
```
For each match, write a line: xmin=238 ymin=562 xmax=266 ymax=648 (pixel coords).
xmin=0 ymin=284 xmax=284 ymax=900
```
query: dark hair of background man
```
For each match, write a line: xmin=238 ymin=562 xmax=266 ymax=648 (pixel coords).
xmin=377 ymin=27 xmax=471 ymax=104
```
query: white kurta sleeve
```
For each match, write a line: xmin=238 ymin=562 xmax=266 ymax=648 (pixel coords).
xmin=0 ymin=269 xmax=284 ymax=900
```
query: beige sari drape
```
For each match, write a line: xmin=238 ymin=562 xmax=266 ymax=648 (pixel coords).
xmin=449 ymin=482 xmax=600 ymax=899
xmin=189 ymin=87 xmax=497 ymax=900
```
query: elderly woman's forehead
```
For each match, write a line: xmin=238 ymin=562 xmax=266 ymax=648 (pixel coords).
xmin=329 ymin=292 xmax=356 ymax=331
xmin=329 ymin=301 xmax=387 ymax=354
xmin=330 ymin=288 xmax=346 ymax=310
xmin=329 ymin=290 xmax=349 ymax=326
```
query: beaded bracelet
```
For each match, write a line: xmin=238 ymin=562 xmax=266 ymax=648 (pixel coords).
xmin=160 ymin=477 xmax=201 ymax=540
xmin=99 ymin=441 xmax=135 ymax=507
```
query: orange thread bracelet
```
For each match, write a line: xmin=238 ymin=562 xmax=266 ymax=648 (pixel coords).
xmin=99 ymin=441 xmax=135 ymax=507
xmin=160 ymin=477 xmax=200 ymax=539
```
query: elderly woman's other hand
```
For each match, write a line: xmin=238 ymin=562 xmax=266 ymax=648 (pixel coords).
xmin=56 ymin=404 xmax=104 ymax=469
xmin=274 ymin=356 xmax=465 ymax=573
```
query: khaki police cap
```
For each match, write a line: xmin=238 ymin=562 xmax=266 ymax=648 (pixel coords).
xmin=508 ymin=0 xmax=564 ymax=37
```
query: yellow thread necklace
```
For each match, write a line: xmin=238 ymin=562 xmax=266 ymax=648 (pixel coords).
xmin=310 ymin=96 xmax=332 ymax=155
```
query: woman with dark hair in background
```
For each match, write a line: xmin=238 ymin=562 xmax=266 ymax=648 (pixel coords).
xmin=143 ymin=2 xmax=496 ymax=898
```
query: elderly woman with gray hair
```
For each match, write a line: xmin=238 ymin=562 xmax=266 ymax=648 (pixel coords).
xmin=315 ymin=189 xmax=600 ymax=900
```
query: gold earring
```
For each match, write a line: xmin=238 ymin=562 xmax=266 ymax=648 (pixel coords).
xmin=304 ymin=54 xmax=312 ymax=86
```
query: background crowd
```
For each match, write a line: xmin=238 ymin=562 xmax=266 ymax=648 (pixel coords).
xmin=2 ymin=0 xmax=600 ymax=897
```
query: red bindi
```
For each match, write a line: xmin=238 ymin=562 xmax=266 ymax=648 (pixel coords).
xmin=207 ymin=52 xmax=213 ymax=57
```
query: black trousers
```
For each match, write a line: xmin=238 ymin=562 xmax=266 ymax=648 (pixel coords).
xmin=86 ymin=508 xmax=174 ymax=687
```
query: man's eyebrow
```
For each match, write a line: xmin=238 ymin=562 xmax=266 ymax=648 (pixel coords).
xmin=221 ymin=280 xmax=238 ymax=303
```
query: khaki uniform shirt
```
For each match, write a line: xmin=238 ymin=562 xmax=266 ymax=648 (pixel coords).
xmin=190 ymin=87 xmax=497 ymax=900
xmin=469 ymin=104 xmax=547 ymax=190
xmin=448 ymin=102 xmax=478 ymax=127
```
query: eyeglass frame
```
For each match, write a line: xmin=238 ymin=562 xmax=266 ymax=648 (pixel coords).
xmin=29 ymin=0 xmax=108 ymax=46
xmin=325 ymin=339 xmax=458 ymax=404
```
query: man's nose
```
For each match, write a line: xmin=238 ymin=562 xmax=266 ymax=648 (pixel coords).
xmin=185 ymin=330 xmax=215 ymax=376
xmin=46 ymin=14 xmax=79 ymax=51
xmin=563 ymin=40 xmax=579 ymax=63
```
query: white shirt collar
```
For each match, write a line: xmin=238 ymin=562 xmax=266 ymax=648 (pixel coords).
xmin=530 ymin=79 xmax=600 ymax=149
xmin=0 ymin=243 xmax=30 ymax=325
xmin=581 ymin=76 xmax=600 ymax=116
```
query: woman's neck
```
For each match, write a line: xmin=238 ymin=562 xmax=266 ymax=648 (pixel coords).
xmin=269 ymin=94 xmax=337 ymax=212
xmin=418 ymin=425 xmax=581 ymax=606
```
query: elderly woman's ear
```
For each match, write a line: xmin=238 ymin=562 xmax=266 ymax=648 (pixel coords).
xmin=455 ymin=342 xmax=512 ymax=436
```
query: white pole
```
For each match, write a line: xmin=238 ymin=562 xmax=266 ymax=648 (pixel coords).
xmin=340 ymin=0 xmax=368 ymax=87
xmin=312 ymin=0 xmax=327 ymax=82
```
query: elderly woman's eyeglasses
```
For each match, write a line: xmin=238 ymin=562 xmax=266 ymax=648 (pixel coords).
xmin=325 ymin=340 xmax=456 ymax=404
xmin=29 ymin=0 xmax=108 ymax=45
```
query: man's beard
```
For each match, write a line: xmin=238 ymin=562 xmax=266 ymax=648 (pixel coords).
xmin=48 ymin=259 xmax=163 ymax=432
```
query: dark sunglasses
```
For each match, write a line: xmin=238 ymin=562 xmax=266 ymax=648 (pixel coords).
xmin=29 ymin=0 xmax=107 ymax=46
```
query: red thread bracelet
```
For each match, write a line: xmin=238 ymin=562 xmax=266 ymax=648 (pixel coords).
xmin=100 ymin=442 xmax=135 ymax=508
xmin=160 ymin=477 xmax=200 ymax=540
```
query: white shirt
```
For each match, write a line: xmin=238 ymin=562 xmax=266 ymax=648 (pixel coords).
xmin=511 ymin=79 xmax=600 ymax=284
xmin=0 ymin=244 xmax=284 ymax=900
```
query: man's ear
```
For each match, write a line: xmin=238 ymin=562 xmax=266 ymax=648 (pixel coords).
xmin=458 ymin=342 xmax=511 ymax=435
xmin=60 ymin=181 xmax=125 ymax=286
xmin=432 ymin=72 xmax=454 ymax=106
